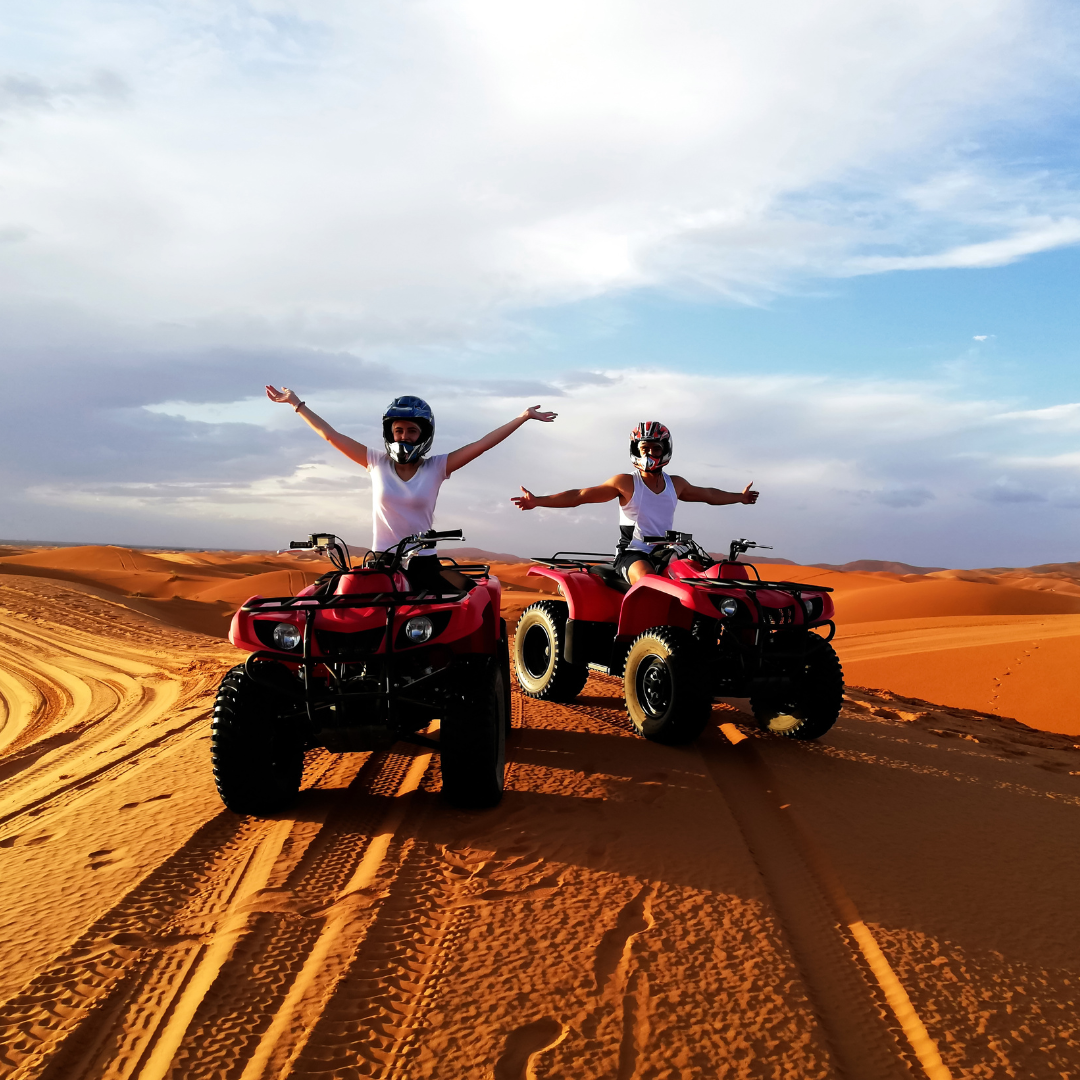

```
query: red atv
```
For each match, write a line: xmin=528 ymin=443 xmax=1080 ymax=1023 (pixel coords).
xmin=215 ymin=530 xmax=510 ymax=814
xmin=514 ymin=535 xmax=841 ymax=744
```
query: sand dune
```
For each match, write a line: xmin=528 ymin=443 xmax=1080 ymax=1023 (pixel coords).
xmin=0 ymin=573 xmax=1077 ymax=1077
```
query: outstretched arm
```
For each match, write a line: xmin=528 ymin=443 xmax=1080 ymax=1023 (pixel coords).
xmin=672 ymin=476 xmax=759 ymax=505
xmin=512 ymin=475 xmax=630 ymax=510
xmin=265 ymin=385 xmax=369 ymax=467
xmin=445 ymin=405 xmax=557 ymax=475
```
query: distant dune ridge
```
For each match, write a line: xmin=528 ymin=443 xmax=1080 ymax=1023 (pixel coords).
xmin=2 ymin=541 xmax=1080 ymax=735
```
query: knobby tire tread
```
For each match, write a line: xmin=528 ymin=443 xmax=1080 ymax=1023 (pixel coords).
xmin=514 ymin=600 xmax=589 ymax=702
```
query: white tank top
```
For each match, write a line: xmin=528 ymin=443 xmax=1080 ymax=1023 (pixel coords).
xmin=366 ymin=450 xmax=450 ymax=557
xmin=618 ymin=471 xmax=678 ymax=553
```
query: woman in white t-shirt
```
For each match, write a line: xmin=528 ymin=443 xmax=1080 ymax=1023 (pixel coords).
xmin=265 ymin=386 xmax=555 ymax=589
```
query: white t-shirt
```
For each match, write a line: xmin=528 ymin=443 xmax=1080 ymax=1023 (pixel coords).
xmin=366 ymin=450 xmax=450 ymax=557
xmin=618 ymin=471 xmax=678 ymax=553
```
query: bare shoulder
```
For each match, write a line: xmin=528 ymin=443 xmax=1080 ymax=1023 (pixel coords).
xmin=606 ymin=473 xmax=636 ymax=497
xmin=668 ymin=473 xmax=690 ymax=495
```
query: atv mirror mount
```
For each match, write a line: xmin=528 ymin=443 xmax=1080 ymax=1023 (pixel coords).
xmin=727 ymin=538 xmax=773 ymax=562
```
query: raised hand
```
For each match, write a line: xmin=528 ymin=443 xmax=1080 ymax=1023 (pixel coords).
xmin=742 ymin=481 xmax=759 ymax=505
xmin=265 ymin=384 xmax=300 ymax=407
xmin=520 ymin=405 xmax=558 ymax=423
xmin=512 ymin=486 xmax=539 ymax=510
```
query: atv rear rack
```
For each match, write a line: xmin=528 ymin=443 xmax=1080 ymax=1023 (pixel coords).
xmin=530 ymin=551 xmax=615 ymax=570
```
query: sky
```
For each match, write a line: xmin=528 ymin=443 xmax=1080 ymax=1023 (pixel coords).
xmin=3 ymin=0 xmax=1080 ymax=566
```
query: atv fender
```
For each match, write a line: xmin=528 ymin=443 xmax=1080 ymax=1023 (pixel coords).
xmin=527 ymin=566 xmax=622 ymax=623
xmin=616 ymin=577 xmax=719 ymax=640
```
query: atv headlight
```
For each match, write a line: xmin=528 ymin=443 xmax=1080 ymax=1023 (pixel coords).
xmin=273 ymin=622 xmax=302 ymax=651
xmin=717 ymin=597 xmax=739 ymax=618
xmin=403 ymin=616 xmax=434 ymax=644
xmin=802 ymin=596 xmax=823 ymax=620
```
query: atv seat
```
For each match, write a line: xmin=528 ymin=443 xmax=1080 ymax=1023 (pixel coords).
xmin=589 ymin=564 xmax=632 ymax=594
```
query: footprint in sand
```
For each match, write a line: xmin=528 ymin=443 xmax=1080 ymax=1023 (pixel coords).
xmin=119 ymin=793 xmax=173 ymax=811
xmin=594 ymin=884 xmax=655 ymax=994
xmin=494 ymin=1018 xmax=567 ymax=1080
xmin=87 ymin=847 xmax=130 ymax=871
xmin=0 ymin=831 xmax=58 ymax=849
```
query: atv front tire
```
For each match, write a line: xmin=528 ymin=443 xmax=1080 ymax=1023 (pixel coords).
xmin=751 ymin=638 xmax=844 ymax=740
xmin=211 ymin=663 xmax=306 ymax=815
xmin=514 ymin=601 xmax=589 ymax=701
xmin=624 ymin=626 xmax=711 ymax=744
xmin=441 ymin=658 xmax=506 ymax=809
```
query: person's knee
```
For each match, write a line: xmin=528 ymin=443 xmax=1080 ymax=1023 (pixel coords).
xmin=440 ymin=568 xmax=471 ymax=591
xmin=628 ymin=559 xmax=651 ymax=583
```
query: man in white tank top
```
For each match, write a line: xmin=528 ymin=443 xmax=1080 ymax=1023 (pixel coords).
xmin=266 ymin=386 xmax=555 ymax=589
xmin=512 ymin=421 xmax=759 ymax=584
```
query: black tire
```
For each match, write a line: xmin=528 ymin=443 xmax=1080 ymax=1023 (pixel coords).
xmin=500 ymin=618 xmax=513 ymax=736
xmin=441 ymin=658 xmax=506 ymax=809
xmin=211 ymin=663 xmax=306 ymax=815
xmin=623 ymin=626 xmax=711 ymax=744
xmin=513 ymin=601 xmax=589 ymax=701
xmin=750 ymin=639 xmax=844 ymax=740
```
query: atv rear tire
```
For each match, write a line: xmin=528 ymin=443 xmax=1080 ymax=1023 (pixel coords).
xmin=211 ymin=663 xmax=306 ymax=815
xmin=751 ymin=638 xmax=844 ymax=740
xmin=514 ymin=601 xmax=589 ymax=701
xmin=441 ymin=658 xmax=506 ymax=808
xmin=624 ymin=626 xmax=711 ymax=744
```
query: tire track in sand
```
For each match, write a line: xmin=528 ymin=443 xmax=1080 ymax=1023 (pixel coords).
xmin=701 ymin=718 xmax=951 ymax=1080
xmin=0 ymin=745 xmax=433 ymax=1080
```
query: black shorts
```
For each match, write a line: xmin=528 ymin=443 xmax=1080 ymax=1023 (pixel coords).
xmin=614 ymin=548 xmax=661 ymax=583
xmin=405 ymin=555 xmax=447 ymax=592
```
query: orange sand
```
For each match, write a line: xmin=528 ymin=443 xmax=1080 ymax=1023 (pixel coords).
xmin=0 ymin=547 xmax=1078 ymax=1076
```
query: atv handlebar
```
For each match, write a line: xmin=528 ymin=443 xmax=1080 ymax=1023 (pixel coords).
xmin=641 ymin=532 xmax=776 ymax=568
xmin=285 ymin=533 xmax=353 ymax=570
xmin=728 ymin=538 xmax=772 ymax=562
xmin=362 ymin=529 xmax=465 ymax=573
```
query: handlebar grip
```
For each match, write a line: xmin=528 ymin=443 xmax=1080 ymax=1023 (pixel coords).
xmin=428 ymin=529 xmax=464 ymax=540
xmin=642 ymin=535 xmax=668 ymax=544
xmin=290 ymin=541 xmax=313 ymax=549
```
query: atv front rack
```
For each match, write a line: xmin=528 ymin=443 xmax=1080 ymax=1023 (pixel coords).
xmin=678 ymin=578 xmax=834 ymax=593
xmin=243 ymin=588 xmax=470 ymax=612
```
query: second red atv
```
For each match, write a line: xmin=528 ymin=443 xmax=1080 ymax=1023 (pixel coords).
xmin=514 ymin=535 xmax=842 ymax=744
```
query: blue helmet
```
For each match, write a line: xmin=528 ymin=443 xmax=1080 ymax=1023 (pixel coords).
xmin=383 ymin=396 xmax=434 ymax=464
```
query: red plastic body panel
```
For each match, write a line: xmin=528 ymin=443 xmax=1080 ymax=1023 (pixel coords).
xmin=519 ymin=561 xmax=836 ymax=641
xmin=616 ymin=576 xmax=719 ymax=638
xmin=527 ymin=566 xmax=622 ymax=623
xmin=229 ymin=566 xmax=500 ymax=657
xmin=706 ymin=562 xmax=751 ymax=580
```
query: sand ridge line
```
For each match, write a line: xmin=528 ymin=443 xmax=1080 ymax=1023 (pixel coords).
xmin=801 ymin=742 xmax=1080 ymax=807
xmin=701 ymin=719 xmax=928 ymax=1079
xmin=0 ymin=706 xmax=211 ymax=834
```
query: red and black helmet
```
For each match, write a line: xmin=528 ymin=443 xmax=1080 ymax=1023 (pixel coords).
xmin=630 ymin=421 xmax=672 ymax=473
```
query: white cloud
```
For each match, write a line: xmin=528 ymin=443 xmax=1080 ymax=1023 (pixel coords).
xmin=0 ymin=1 xmax=1076 ymax=347
xmin=23 ymin=368 xmax=1080 ymax=565
xmin=847 ymin=217 xmax=1080 ymax=273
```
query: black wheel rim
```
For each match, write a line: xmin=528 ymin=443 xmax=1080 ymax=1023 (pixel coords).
xmin=521 ymin=623 xmax=553 ymax=679
xmin=637 ymin=655 xmax=672 ymax=718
